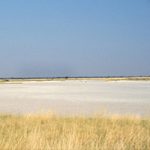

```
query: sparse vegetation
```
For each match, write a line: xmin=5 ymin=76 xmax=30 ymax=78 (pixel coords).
xmin=0 ymin=77 xmax=150 ymax=84
xmin=0 ymin=113 xmax=149 ymax=150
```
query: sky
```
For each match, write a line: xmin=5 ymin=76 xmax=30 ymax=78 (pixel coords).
xmin=0 ymin=0 xmax=150 ymax=77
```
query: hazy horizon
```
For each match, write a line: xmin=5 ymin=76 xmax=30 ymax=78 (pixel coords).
xmin=0 ymin=0 xmax=150 ymax=77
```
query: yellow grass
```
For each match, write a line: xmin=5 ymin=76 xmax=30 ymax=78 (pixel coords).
xmin=0 ymin=113 xmax=150 ymax=150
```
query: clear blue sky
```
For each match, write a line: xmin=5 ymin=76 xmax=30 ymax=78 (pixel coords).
xmin=0 ymin=0 xmax=150 ymax=77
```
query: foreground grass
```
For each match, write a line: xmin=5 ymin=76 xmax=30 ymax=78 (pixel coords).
xmin=0 ymin=113 xmax=150 ymax=150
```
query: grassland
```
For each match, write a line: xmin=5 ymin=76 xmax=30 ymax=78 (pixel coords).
xmin=0 ymin=76 xmax=150 ymax=84
xmin=0 ymin=113 xmax=149 ymax=150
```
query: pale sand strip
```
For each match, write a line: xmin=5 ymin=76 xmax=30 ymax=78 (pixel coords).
xmin=0 ymin=80 xmax=150 ymax=116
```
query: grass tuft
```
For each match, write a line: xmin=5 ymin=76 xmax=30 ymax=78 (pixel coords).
xmin=0 ymin=113 xmax=149 ymax=150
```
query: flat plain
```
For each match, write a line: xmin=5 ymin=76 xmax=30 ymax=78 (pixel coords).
xmin=0 ymin=78 xmax=150 ymax=149
xmin=0 ymin=78 xmax=150 ymax=116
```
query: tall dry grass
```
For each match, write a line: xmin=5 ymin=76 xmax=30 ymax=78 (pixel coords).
xmin=0 ymin=113 xmax=149 ymax=150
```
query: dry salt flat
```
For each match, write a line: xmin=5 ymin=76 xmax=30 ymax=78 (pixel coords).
xmin=0 ymin=80 xmax=150 ymax=116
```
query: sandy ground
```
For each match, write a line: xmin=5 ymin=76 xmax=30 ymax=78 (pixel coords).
xmin=0 ymin=80 xmax=150 ymax=116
